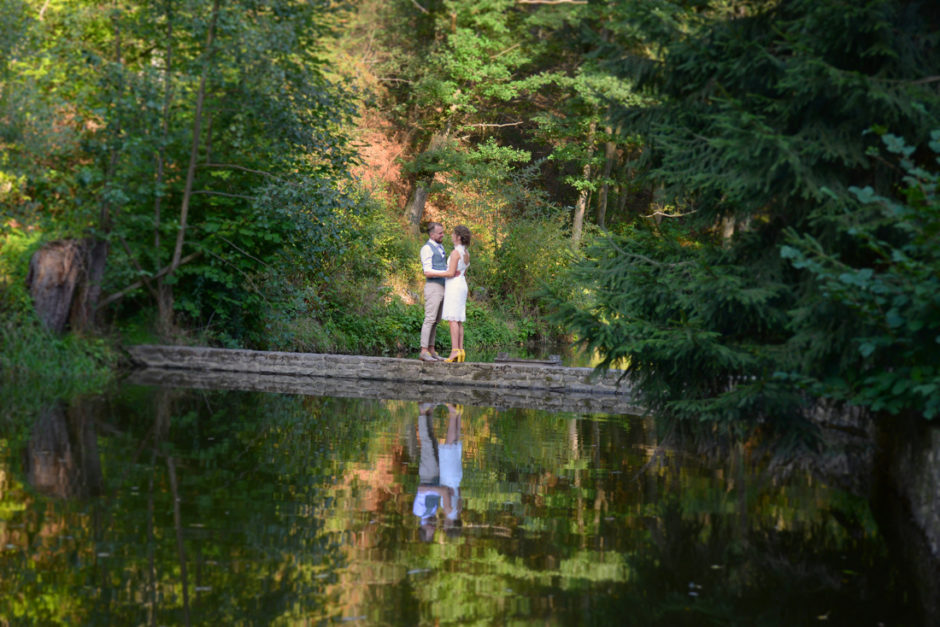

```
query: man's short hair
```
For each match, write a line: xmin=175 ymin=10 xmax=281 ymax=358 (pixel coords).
xmin=427 ymin=222 xmax=443 ymax=234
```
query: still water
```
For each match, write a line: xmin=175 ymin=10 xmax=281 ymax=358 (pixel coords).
xmin=0 ymin=384 xmax=922 ymax=625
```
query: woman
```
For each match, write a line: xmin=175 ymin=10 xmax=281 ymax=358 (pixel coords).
xmin=441 ymin=225 xmax=471 ymax=362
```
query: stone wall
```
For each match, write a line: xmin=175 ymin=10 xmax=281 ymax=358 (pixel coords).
xmin=879 ymin=420 xmax=940 ymax=558
xmin=875 ymin=418 xmax=940 ymax=620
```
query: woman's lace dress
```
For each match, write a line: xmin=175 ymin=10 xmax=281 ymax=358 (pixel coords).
xmin=441 ymin=245 xmax=469 ymax=321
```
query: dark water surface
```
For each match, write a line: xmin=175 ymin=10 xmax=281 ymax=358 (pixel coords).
xmin=0 ymin=384 xmax=922 ymax=625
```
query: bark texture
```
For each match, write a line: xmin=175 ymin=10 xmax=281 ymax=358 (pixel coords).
xmin=25 ymin=240 xmax=85 ymax=334
xmin=404 ymin=181 xmax=431 ymax=231
xmin=25 ymin=238 xmax=109 ymax=334
xmin=70 ymin=238 xmax=109 ymax=332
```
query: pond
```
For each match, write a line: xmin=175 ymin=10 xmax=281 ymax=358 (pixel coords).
xmin=0 ymin=382 xmax=925 ymax=625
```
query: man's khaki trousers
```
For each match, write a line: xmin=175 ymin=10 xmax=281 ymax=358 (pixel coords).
xmin=421 ymin=281 xmax=445 ymax=349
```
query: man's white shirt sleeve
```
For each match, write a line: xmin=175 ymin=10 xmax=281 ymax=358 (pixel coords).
xmin=420 ymin=242 xmax=434 ymax=274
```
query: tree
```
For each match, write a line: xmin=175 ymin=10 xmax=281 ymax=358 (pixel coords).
xmin=548 ymin=0 xmax=940 ymax=427
xmin=1 ymin=0 xmax=359 ymax=341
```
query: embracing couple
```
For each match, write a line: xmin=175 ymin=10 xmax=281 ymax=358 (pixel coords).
xmin=419 ymin=221 xmax=471 ymax=363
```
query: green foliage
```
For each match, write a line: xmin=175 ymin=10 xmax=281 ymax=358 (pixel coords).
xmin=547 ymin=0 xmax=940 ymax=428
xmin=464 ymin=300 xmax=533 ymax=348
xmin=262 ymin=288 xmax=533 ymax=356
xmin=0 ymin=315 xmax=116 ymax=399
xmin=371 ymin=0 xmax=628 ymax=222
xmin=476 ymin=215 xmax=577 ymax=316
xmin=315 ymin=296 xmax=424 ymax=355
xmin=1 ymin=0 xmax=360 ymax=344
xmin=550 ymin=224 xmax=801 ymax=429
xmin=605 ymin=0 xmax=937 ymax=227
xmin=780 ymin=133 xmax=940 ymax=418
xmin=0 ymin=226 xmax=41 ymax=313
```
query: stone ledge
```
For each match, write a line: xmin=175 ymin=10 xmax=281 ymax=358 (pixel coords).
xmin=125 ymin=344 xmax=633 ymax=397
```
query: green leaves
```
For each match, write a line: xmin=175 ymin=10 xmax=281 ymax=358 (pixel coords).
xmin=543 ymin=0 xmax=940 ymax=435
xmin=547 ymin=223 xmax=798 ymax=428
xmin=781 ymin=133 xmax=940 ymax=419
xmin=0 ymin=0 xmax=362 ymax=341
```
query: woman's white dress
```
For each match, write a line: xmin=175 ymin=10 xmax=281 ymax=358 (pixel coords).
xmin=442 ymin=245 xmax=469 ymax=321
xmin=439 ymin=441 xmax=463 ymax=520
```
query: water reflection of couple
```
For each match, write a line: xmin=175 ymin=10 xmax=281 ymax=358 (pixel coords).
xmin=413 ymin=402 xmax=463 ymax=542
xmin=419 ymin=222 xmax=471 ymax=363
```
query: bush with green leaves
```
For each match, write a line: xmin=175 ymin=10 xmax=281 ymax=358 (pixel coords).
xmin=478 ymin=216 xmax=577 ymax=317
xmin=549 ymin=223 xmax=800 ymax=430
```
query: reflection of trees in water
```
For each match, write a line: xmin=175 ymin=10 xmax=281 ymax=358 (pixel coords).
xmin=24 ymin=402 xmax=102 ymax=499
xmin=2 ymin=389 xmax=364 ymax=624
xmin=553 ymin=420 xmax=914 ymax=625
xmin=649 ymin=410 xmax=878 ymax=498
xmin=592 ymin=496 xmax=917 ymax=627
xmin=341 ymin=408 xmax=914 ymax=625
xmin=0 ymin=390 xmax=923 ymax=624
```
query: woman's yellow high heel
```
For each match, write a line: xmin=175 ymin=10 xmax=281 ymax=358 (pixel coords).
xmin=445 ymin=350 xmax=461 ymax=363
xmin=458 ymin=349 xmax=466 ymax=362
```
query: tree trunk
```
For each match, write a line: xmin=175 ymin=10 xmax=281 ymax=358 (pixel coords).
xmin=615 ymin=182 xmax=628 ymax=220
xmin=571 ymin=122 xmax=596 ymax=247
xmin=404 ymin=180 xmax=431 ymax=232
xmin=571 ymin=173 xmax=590 ymax=247
xmin=155 ymin=0 xmax=175 ymax=336
xmin=720 ymin=215 xmax=735 ymax=245
xmin=595 ymin=129 xmax=616 ymax=230
xmin=163 ymin=0 xmax=221 ymax=332
xmin=24 ymin=238 xmax=108 ymax=334
xmin=70 ymin=238 xmax=109 ymax=331
xmin=402 ymin=131 xmax=449 ymax=232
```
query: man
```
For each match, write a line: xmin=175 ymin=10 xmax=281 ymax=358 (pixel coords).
xmin=413 ymin=402 xmax=444 ymax=541
xmin=419 ymin=222 xmax=455 ymax=362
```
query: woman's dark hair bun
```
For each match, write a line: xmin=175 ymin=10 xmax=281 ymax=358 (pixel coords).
xmin=454 ymin=225 xmax=471 ymax=246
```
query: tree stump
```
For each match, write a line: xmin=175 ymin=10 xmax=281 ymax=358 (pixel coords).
xmin=24 ymin=238 xmax=108 ymax=334
xmin=25 ymin=239 xmax=85 ymax=334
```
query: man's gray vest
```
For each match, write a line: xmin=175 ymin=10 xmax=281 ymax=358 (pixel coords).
xmin=427 ymin=242 xmax=447 ymax=286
